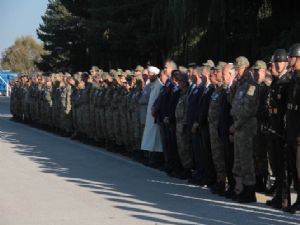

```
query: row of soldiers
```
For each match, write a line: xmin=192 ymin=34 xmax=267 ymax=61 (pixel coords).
xmin=148 ymin=46 xmax=300 ymax=211
xmin=10 ymin=44 xmax=300 ymax=212
xmin=10 ymin=67 xmax=147 ymax=153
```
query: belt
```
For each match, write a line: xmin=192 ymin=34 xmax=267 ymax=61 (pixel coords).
xmin=287 ymin=103 xmax=299 ymax=111
xmin=269 ymin=108 xmax=278 ymax=114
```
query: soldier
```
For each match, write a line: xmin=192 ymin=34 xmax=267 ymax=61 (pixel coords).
xmin=132 ymin=78 xmax=144 ymax=151
xmin=41 ymin=77 xmax=53 ymax=127
xmin=252 ymin=60 xmax=269 ymax=193
xmin=230 ymin=56 xmax=259 ymax=203
xmin=104 ymin=73 xmax=116 ymax=146
xmin=285 ymin=43 xmax=300 ymax=213
xmin=61 ymin=76 xmax=73 ymax=135
xmin=206 ymin=62 xmax=227 ymax=195
xmin=266 ymin=49 xmax=292 ymax=209
xmin=175 ymin=73 xmax=192 ymax=178
xmin=219 ymin=63 xmax=236 ymax=198
xmin=81 ymin=72 xmax=93 ymax=138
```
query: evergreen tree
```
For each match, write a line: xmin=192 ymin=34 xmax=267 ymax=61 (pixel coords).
xmin=37 ymin=0 xmax=87 ymax=72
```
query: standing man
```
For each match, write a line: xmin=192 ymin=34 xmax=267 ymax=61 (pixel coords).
xmin=187 ymin=66 xmax=206 ymax=185
xmin=286 ymin=43 xmax=300 ymax=213
xmin=266 ymin=49 xmax=292 ymax=209
xmin=252 ymin=60 xmax=269 ymax=193
xmin=141 ymin=66 xmax=164 ymax=167
xmin=230 ymin=56 xmax=259 ymax=203
xmin=152 ymin=60 xmax=178 ymax=174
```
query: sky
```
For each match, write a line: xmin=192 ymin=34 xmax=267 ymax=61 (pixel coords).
xmin=0 ymin=0 xmax=48 ymax=55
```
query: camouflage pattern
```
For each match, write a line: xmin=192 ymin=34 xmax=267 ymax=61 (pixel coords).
xmin=208 ymin=85 xmax=226 ymax=182
xmin=175 ymin=88 xmax=192 ymax=169
xmin=231 ymin=73 xmax=259 ymax=188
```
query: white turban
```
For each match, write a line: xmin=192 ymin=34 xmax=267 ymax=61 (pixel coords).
xmin=148 ymin=66 xmax=160 ymax=75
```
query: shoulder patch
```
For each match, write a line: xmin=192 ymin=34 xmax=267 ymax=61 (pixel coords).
xmin=247 ymin=85 xmax=256 ymax=96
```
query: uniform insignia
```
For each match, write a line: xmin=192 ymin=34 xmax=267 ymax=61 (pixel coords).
xmin=247 ymin=85 xmax=256 ymax=96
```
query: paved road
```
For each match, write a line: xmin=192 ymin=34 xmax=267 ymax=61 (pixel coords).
xmin=0 ymin=96 xmax=299 ymax=225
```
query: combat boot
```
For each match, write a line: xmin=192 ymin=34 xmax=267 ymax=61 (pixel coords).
xmin=283 ymin=194 xmax=300 ymax=214
xmin=266 ymin=194 xmax=282 ymax=209
xmin=238 ymin=185 xmax=257 ymax=203
xmin=255 ymin=175 xmax=267 ymax=193
xmin=210 ymin=181 xmax=225 ymax=196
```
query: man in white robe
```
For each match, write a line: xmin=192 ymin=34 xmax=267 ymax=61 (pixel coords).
xmin=141 ymin=66 xmax=163 ymax=153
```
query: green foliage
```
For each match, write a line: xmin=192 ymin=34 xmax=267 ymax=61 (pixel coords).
xmin=37 ymin=0 xmax=300 ymax=71
xmin=37 ymin=0 xmax=87 ymax=72
xmin=1 ymin=36 xmax=44 ymax=73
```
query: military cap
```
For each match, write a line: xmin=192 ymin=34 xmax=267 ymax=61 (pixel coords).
xmin=188 ymin=62 xmax=198 ymax=68
xmin=289 ymin=43 xmax=300 ymax=57
xmin=90 ymin=66 xmax=100 ymax=72
xmin=252 ymin=60 xmax=267 ymax=70
xmin=203 ymin=59 xmax=215 ymax=68
xmin=234 ymin=56 xmax=250 ymax=68
xmin=215 ymin=61 xmax=227 ymax=71
xmin=109 ymin=69 xmax=116 ymax=74
xmin=135 ymin=65 xmax=144 ymax=72
xmin=179 ymin=66 xmax=188 ymax=74
xmin=273 ymin=49 xmax=288 ymax=62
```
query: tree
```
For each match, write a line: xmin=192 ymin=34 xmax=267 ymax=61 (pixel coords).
xmin=1 ymin=36 xmax=44 ymax=73
xmin=37 ymin=0 xmax=87 ymax=72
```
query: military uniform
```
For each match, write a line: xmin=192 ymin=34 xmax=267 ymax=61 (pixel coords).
xmin=175 ymin=88 xmax=192 ymax=171
xmin=231 ymin=72 xmax=259 ymax=201
xmin=208 ymin=85 xmax=226 ymax=187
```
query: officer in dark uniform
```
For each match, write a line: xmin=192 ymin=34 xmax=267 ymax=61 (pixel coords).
xmin=286 ymin=43 xmax=300 ymax=213
xmin=193 ymin=69 xmax=217 ymax=187
xmin=153 ymin=64 xmax=179 ymax=175
xmin=266 ymin=49 xmax=292 ymax=209
xmin=252 ymin=60 xmax=270 ymax=193
xmin=186 ymin=67 xmax=206 ymax=185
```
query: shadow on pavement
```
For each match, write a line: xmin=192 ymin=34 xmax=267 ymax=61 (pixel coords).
xmin=0 ymin=115 xmax=300 ymax=225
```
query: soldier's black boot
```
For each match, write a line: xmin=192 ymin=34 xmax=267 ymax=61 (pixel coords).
xmin=266 ymin=193 xmax=282 ymax=209
xmin=238 ymin=185 xmax=257 ymax=203
xmin=210 ymin=181 xmax=225 ymax=196
xmin=255 ymin=175 xmax=266 ymax=193
xmin=288 ymin=195 xmax=300 ymax=214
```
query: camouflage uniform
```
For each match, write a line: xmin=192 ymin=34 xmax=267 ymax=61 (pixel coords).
xmin=104 ymin=84 xmax=115 ymax=143
xmin=231 ymin=73 xmax=259 ymax=188
xmin=208 ymin=85 xmax=226 ymax=183
xmin=175 ymin=88 xmax=192 ymax=170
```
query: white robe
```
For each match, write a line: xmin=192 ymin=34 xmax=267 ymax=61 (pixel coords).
xmin=141 ymin=78 xmax=163 ymax=152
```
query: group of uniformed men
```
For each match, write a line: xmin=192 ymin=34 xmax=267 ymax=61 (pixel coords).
xmin=10 ymin=43 xmax=300 ymax=213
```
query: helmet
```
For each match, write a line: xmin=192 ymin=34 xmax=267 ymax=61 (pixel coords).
xmin=273 ymin=49 xmax=288 ymax=62
xmin=288 ymin=43 xmax=300 ymax=57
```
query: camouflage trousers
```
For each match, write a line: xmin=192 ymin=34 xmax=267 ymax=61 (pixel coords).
xmin=233 ymin=118 xmax=257 ymax=189
xmin=89 ymin=105 xmax=96 ymax=139
xmin=99 ymin=108 xmax=107 ymax=141
xmin=176 ymin=123 xmax=192 ymax=169
xmin=209 ymin=121 xmax=226 ymax=182
xmin=112 ymin=109 xmax=122 ymax=145
xmin=105 ymin=107 xmax=115 ymax=142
